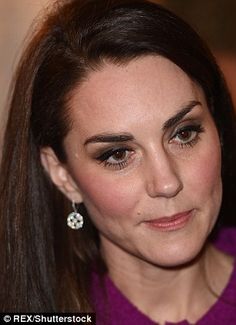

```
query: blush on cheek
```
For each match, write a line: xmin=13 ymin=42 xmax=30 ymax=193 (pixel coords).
xmin=75 ymin=172 xmax=139 ymax=217
xmin=205 ymin=141 xmax=221 ymax=181
xmin=188 ymin=139 xmax=222 ymax=204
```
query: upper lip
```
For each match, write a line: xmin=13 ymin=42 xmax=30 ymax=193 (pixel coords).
xmin=144 ymin=209 xmax=193 ymax=223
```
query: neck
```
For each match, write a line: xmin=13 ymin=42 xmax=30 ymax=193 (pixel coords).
xmin=101 ymin=239 xmax=233 ymax=324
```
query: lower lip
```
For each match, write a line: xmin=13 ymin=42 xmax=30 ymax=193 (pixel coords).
xmin=144 ymin=210 xmax=193 ymax=232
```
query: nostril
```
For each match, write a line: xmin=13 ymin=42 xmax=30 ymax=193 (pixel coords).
xmin=146 ymin=172 xmax=183 ymax=198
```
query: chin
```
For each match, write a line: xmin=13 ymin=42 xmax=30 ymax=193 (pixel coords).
xmin=148 ymin=239 xmax=207 ymax=269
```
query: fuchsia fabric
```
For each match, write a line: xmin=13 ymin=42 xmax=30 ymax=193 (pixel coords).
xmin=91 ymin=228 xmax=236 ymax=324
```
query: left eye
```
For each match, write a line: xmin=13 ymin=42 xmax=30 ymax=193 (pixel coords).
xmin=170 ymin=124 xmax=204 ymax=147
xmin=175 ymin=129 xmax=197 ymax=143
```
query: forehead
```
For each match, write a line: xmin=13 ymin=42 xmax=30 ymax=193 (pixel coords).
xmin=68 ymin=55 xmax=205 ymax=133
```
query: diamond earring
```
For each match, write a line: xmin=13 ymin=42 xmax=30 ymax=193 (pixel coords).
xmin=67 ymin=201 xmax=84 ymax=230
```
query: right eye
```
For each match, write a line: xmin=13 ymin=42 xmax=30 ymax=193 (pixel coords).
xmin=96 ymin=147 xmax=134 ymax=170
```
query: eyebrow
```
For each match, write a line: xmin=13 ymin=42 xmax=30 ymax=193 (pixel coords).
xmin=84 ymin=100 xmax=202 ymax=146
xmin=162 ymin=100 xmax=202 ymax=131
xmin=84 ymin=133 xmax=134 ymax=145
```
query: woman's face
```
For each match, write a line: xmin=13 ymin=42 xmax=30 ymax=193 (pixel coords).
xmin=62 ymin=55 xmax=222 ymax=268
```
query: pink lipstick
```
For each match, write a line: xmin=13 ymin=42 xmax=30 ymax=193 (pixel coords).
xmin=145 ymin=209 xmax=193 ymax=232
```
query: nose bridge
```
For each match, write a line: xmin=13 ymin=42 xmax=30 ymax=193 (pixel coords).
xmin=145 ymin=146 xmax=183 ymax=198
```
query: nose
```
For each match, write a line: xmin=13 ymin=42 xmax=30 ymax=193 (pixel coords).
xmin=145 ymin=149 xmax=183 ymax=198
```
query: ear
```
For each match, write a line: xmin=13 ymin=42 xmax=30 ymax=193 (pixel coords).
xmin=40 ymin=147 xmax=83 ymax=203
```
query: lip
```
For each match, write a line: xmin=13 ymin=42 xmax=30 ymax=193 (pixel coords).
xmin=144 ymin=209 xmax=194 ymax=232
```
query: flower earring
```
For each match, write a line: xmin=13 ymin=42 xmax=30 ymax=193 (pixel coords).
xmin=67 ymin=201 xmax=84 ymax=230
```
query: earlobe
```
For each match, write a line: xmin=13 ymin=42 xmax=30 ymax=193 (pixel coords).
xmin=40 ymin=147 xmax=83 ymax=203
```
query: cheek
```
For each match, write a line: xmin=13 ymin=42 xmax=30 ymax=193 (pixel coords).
xmin=185 ymin=134 xmax=222 ymax=204
xmin=74 ymin=171 xmax=140 ymax=217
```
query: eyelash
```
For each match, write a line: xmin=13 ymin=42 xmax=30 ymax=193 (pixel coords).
xmin=170 ymin=124 xmax=205 ymax=148
xmin=96 ymin=124 xmax=204 ymax=170
xmin=96 ymin=147 xmax=133 ymax=170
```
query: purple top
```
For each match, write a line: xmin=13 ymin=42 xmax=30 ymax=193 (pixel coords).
xmin=91 ymin=228 xmax=236 ymax=324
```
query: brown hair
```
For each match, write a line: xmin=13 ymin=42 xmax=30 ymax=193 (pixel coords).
xmin=0 ymin=0 xmax=235 ymax=312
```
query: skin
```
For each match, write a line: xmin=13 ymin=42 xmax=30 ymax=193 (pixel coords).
xmin=41 ymin=55 xmax=233 ymax=323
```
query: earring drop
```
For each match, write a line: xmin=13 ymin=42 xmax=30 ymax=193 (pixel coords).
xmin=67 ymin=201 xmax=84 ymax=230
